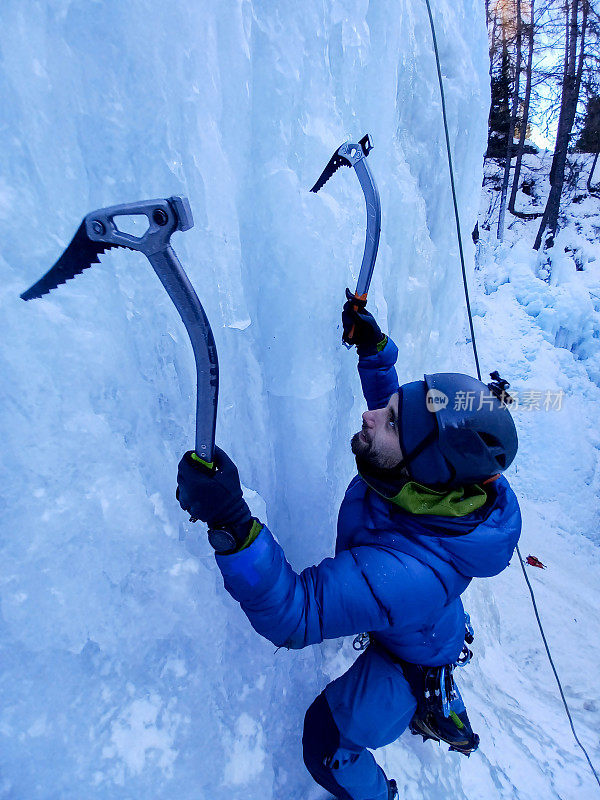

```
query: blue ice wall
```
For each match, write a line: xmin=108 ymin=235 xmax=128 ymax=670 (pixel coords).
xmin=0 ymin=2 xmax=489 ymax=798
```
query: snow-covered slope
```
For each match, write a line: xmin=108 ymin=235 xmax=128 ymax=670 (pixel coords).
xmin=472 ymin=149 xmax=600 ymax=798
xmin=1 ymin=1 xmax=599 ymax=798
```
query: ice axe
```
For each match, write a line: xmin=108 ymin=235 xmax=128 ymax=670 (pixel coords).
xmin=20 ymin=196 xmax=219 ymax=470
xmin=310 ymin=134 xmax=381 ymax=345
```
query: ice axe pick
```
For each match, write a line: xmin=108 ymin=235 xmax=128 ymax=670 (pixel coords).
xmin=20 ymin=196 xmax=219 ymax=470
xmin=310 ymin=134 xmax=381 ymax=345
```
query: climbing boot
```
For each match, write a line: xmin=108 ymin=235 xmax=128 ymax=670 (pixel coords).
xmin=410 ymin=706 xmax=479 ymax=755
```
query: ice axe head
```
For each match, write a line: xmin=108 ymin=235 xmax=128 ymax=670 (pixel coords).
xmin=21 ymin=196 xmax=193 ymax=301
xmin=19 ymin=196 xmax=219 ymax=467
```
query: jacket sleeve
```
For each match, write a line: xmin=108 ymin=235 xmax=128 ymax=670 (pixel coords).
xmin=215 ymin=525 xmax=449 ymax=649
xmin=215 ymin=526 xmax=392 ymax=648
xmin=357 ymin=337 xmax=400 ymax=410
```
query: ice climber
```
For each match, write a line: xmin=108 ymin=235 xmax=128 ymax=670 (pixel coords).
xmin=176 ymin=297 xmax=521 ymax=800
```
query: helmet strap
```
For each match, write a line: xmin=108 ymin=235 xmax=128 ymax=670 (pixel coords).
xmin=396 ymin=430 xmax=438 ymax=477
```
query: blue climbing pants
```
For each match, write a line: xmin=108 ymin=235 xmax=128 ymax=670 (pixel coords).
xmin=302 ymin=645 xmax=417 ymax=800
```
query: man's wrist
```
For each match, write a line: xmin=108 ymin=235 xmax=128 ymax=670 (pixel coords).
xmin=208 ymin=528 xmax=238 ymax=553
xmin=208 ymin=518 xmax=263 ymax=555
xmin=357 ymin=334 xmax=388 ymax=356
xmin=236 ymin=518 xmax=263 ymax=552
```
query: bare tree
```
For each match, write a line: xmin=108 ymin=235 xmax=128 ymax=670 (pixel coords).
xmin=534 ymin=0 xmax=590 ymax=250
xmin=588 ymin=150 xmax=600 ymax=193
xmin=508 ymin=0 xmax=543 ymax=218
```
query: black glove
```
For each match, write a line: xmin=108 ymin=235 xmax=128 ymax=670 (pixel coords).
xmin=342 ymin=288 xmax=384 ymax=352
xmin=177 ymin=447 xmax=252 ymax=552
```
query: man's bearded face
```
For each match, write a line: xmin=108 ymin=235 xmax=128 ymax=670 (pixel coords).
xmin=351 ymin=392 xmax=404 ymax=469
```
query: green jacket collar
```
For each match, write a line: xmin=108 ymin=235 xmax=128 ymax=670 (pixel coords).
xmin=385 ymin=480 xmax=488 ymax=516
xmin=357 ymin=460 xmax=487 ymax=517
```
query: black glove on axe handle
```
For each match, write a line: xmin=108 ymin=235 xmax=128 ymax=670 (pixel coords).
xmin=342 ymin=288 xmax=384 ymax=353
xmin=177 ymin=447 xmax=253 ymax=553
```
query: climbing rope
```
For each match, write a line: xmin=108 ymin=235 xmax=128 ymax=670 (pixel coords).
xmin=423 ymin=0 xmax=600 ymax=789
xmin=422 ymin=0 xmax=480 ymax=381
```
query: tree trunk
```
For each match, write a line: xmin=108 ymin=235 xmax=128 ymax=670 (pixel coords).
xmin=534 ymin=0 xmax=589 ymax=250
xmin=489 ymin=13 xmax=498 ymax=76
xmin=588 ymin=149 xmax=600 ymax=195
xmin=549 ymin=0 xmax=579 ymax=187
xmin=509 ymin=0 xmax=537 ymax=217
xmin=498 ymin=0 xmax=523 ymax=240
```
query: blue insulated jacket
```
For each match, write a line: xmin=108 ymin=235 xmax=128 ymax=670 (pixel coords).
xmin=216 ymin=338 xmax=522 ymax=666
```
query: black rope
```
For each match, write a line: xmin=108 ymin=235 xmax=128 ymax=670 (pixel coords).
xmin=516 ymin=551 xmax=600 ymax=786
xmin=423 ymin=0 xmax=600 ymax=789
xmin=423 ymin=0 xmax=481 ymax=382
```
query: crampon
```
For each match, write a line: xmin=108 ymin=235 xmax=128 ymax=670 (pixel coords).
xmin=410 ymin=708 xmax=479 ymax=755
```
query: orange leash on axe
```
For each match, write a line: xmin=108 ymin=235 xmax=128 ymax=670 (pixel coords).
xmin=310 ymin=134 xmax=381 ymax=345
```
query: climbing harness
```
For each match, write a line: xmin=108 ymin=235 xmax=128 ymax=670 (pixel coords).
xmin=407 ymin=666 xmax=479 ymax=756
xmin=403 ymin=616 xmax=479 ymax=757
xmin=424 ymin=0 xmax=600 ymax=786
xmin=353 ymin=616 xmax=479 ymax=757
xmin=352 ymin=632 xmax=371 ymax=651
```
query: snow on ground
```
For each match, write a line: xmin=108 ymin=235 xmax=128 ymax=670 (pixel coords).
xmin=465 ymin=148 xmax=600 ymax=798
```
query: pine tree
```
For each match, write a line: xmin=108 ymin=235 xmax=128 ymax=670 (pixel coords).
xmin=577 ymin=93 xmax=600 ymax=194
xmin=488 ymin=31 xmax=514 ymax=157
xmin=498 ymin=0 xmax=523 ymax=240
xmin=576 ymin=94 xmax=600 ymax=152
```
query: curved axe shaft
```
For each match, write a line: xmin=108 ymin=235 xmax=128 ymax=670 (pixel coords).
xmin=311 ymin=135 xmax=381 ymax=344
xmin=21 ymin=196 xmax=218 ymax=466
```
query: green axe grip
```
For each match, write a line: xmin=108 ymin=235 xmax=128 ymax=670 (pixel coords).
xmin=190 ymin=451 xmax=215 ymax=472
